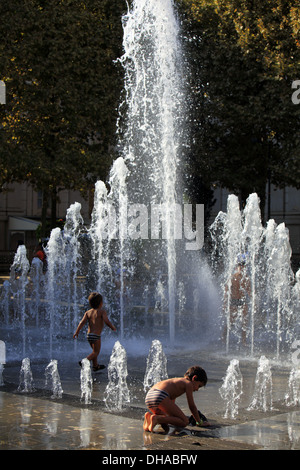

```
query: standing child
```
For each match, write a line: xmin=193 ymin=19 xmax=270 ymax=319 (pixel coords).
xmin=143 ymin=365 xmax=210 ymax=432
xmin=73 ymin=292 xmax=116 ymax=371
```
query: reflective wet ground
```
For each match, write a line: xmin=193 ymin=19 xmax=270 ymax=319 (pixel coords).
xmin=1 ymin=348 xmax=300 ymax=451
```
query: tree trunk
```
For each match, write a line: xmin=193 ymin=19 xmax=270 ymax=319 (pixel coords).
xmin=41 ymin=191 xmax=49 ymax=240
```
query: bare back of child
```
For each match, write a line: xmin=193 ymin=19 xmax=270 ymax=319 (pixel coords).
xmin=144 ymin=366 xmax=209 ymax=432
xmin=73 ymin=292 xmax=116 ymax=371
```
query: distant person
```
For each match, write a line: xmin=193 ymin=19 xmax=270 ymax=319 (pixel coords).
xmin=73 ymin=292 xmax=116 ymax=372
xmin=143 ymin=365 xmax=210 ymax=432
xmin=33 ymin=242 xmax=47 ymax=272
xmin=223 ymin=257 xmax=251 ymax=344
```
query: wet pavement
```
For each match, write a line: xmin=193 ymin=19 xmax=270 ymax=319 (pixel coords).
xmin=1 ymin=345 xmax=300 ymax=452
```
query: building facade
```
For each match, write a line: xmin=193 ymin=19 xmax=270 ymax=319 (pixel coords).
xmin=0 ymin=183 xmax=90 ymax=270
xmin=209 ymin=186 xmax=300 ymax=269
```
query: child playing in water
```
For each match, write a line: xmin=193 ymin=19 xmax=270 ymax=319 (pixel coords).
xmin=143 ymin=365 xmax=210 ymax=432
xmin=73 ymin=292 xmax=116 ymax=371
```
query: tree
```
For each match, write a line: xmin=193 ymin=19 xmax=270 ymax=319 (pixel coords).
xmin=0 ymin=0 xmax=126 ymax=234
xmin=176 ymin=0 xmax=300 ymax=212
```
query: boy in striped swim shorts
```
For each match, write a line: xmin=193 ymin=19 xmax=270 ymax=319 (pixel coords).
xmin=73 ymin=292 xmax=116 ymax=372
xmin=144 ymin=365 xmax=210 ymax=432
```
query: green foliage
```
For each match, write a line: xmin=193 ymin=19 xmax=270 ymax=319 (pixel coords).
xmin=176 ymin=0 xmax=300 ymax=207
xmin=0 ymin=0 xmax=126 ymax=221
xmin=1 ymin=0 xmax=300 ymax=227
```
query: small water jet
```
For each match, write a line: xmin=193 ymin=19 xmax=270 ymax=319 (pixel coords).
xmin=45 ymin=359 xmax=63 ymax=399
xmin=80 ymin=358 xmax=93 ymax=405
xmin=219 ymin=359 xmax=243 ymax=419
xmin=18 ymin=357 xmax=35 ymax=393
xmin=248 ymin=356 xmax=273 ymax=412
xmin=143 ymin=339 xmax=168 ymax=392
xmin=285 ymin=367 xmax=300 ymax=407
xmin=104 ymin=341 xmax=130 ymax=411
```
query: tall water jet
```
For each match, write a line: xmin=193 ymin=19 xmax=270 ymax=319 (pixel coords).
xmin=267 ymin=223 xmax=294 ymax=357
xmin=89 ymin=180 xmax=112 ymax=294
xmin=63 ymin=202 xmax=84 ymax=335
xmin=219 ymin=195 xmax=244 ymax=353
xmin=242 ymin=194 xmax=263 ymax=356
xmin=89 ymin=158 xmax=131 ymax=340
xmin=108 ymin=157 xmax=130 ymax=341
xmin=262 ymin=218 xmax=277 ymax=330
xmin=117 ymin=0 xmax=184 ymax=344
xmin=29 ymin=257 xmax=44 ymax=327
xmin=9 ymin=245 xmax=30 ymax=356
xmin=45 ymin=228 xmax=65 ymax=359
xmin=177 ymin=281 xmax=186 ymax=328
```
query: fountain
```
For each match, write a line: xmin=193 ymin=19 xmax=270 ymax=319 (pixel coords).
xmin=9 ymin=245 xmax=30 ymax=357
xmin=104 ymin=341 xmax=130 ymax=411
xmin=45 ymin=359 xmax=63 ymax=399
xmin=45 ymin=228 xmax=66 ymax=359
xmin=210 ymin=192 xmax=298 ymax=358
xmin=219 ymin=359 xmax=243 ymax=419
xmin=18 ymin=357 xmax=35 ymax=393
xmin=63 ymin=202 xmax=85 ymax=337
xmin=89 ymin=157 xmax=132 ymax=341
xmin=115 ymin=0 xmax=186 ymax=346
xmin=29 ymin=257 xmax=44 ymax=327
xmin=80 ymin=358 xmax=93 ymax=405
xmin=0 ymin=0 xmax=299 ymax=368
xmin=143 ymin=339 xmax=168 ymax=392
xmin=248 ymin=356 xmax=273 ymax=412
xmin=44 ymin=203 xmax=86 ymax=359
xmin=1 ymin=2 xmax=300 ymax=453
xmin=285 ymin=367 xmax=300 ymax=407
